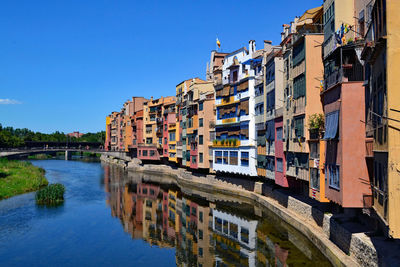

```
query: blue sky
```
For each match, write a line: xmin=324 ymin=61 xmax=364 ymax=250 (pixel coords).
xmin=0 ymin=0 xmax=320 ymax=133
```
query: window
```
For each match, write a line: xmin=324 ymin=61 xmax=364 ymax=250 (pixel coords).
xmin=229 ymin=223 xmax=238 ymax=239
xmin=255 ymin=103 xmax=264 ymax=116
xmin=266 ymin=90 xmax=275 ymax=111
xmin=143 ymin=150 xmax=148 ymax=157
xmin=191 ymin=207 xmax=197 ymax=216
xmin=142 ymin=188 xmax=147 ymax=194
xmin=199 ymin=135 xmax=203 ymax=145
xmin=276 ymin=158 xmax=283 ymax=172
xmin=294 ymin=116 xmax=305 ymax=138
xmin=215 ymin=217 xmax=222 ymax=232
xmin=146 ymin=138 xmax=152 ymax=144
xmin=199 ymin=153 xmax=203 ymax=163
xmin=327 ymin=164 xmax=340 ymax=189
xmin=223 ymin=220 xmax=228 ymax=234
xmin=199 ymin=211 xmax=203 ymax=222
xmin=293 ymin=74 xmax=306 ymax=99
xmin=276 ymin=127 xmax=283 ymax=140
xmin=240 ymin=227 xmax=249 ymax=244
xmin=293 ymin=41 xmax=305 ymax=66
xmin=192 ymin=156 xmax=197 ymax=164
xmin=164 ymin=124 xmax=167 ymax=131
xmin=199 ymin=102 xmax=203 ymax=111
xmin=232 ymin=70 xmax=238 ymax=82
xmin=199 ymin=118 xmax=203 ymax=127
xmin=310 ymin=142 xmax=320 ymax=159
xmin=255 ymin=85 xmax=263 ymax=96
xmin=198 ymin=247 xmax=203 ymax=257
xmin=215 ymin=151 xmax=222 ymax=164
xmin=199 ymin=229 xmax=203 ymax=240
xmin=229 ymin=151 xmax=238 ymax=165
xmin=241 ymin=152 xmax=249 ymax=166
xmin=164 ymin=137 xmax=167 ymax=144
xmin=310 ymin=168 xmax=320 ymax=190
xmin=169 ymin=132 xmax=176 ymax=141
xmin=223 ymin=151 xmax=229 ymax=164
xmin=150 ymin=150 xmax=155 ymax=157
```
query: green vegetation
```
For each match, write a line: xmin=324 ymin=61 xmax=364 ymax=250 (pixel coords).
xmin=0 ymin=123 xmax=105 ymax=148
xmin=28 ymin=154 xmax=53 ymax=160
xmin=307 ymin=113 xmax=325 ymax=131
xmin=35 ymin=183 xmax=65 ymax=205
xmin=0 ymin=158 xmax=48 ymax=200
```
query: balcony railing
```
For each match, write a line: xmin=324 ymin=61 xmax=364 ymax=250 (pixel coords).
xmin=324 ymin=69 xmax=343 ymax=90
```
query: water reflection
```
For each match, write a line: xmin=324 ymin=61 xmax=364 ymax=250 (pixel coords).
xmin=104 ymin=165 xmax=331 ymax=267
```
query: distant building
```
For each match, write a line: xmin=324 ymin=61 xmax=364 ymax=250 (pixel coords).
xmin=67 ymin=131 xmax=84 ymax=138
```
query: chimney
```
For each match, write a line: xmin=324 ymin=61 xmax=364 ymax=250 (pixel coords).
xmin=264 ymin=40 xmax=273 ymax=54
xmin=248 ymin=40 xmax=256 ymax=54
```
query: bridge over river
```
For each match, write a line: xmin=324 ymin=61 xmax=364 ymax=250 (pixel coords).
xmin=0 ymin=142 xmax=128 ymax=160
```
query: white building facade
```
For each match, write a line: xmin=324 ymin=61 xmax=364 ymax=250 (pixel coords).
xmin=212 ymin=41 xmax=258 ymax=176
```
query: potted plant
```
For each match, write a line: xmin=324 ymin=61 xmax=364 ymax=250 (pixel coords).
xmin=308 ymin=113 xmax=324 ymax=139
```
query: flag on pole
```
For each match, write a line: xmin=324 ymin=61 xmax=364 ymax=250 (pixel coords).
xmin=216 ymin=38 xmax=221 ymax=48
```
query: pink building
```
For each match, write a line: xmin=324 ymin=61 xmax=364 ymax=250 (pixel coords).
xmin=274 ymin=109 xmax=287 ymax=187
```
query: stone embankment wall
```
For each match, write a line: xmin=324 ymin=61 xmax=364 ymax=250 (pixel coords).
xmin=101 ymin=154 xmax=379 ymax=267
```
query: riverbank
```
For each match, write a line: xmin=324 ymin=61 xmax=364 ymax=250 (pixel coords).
xmin=101 ymin=154 xmax=393 ymax=267
xmin=0 ymin=158 xmax=48 ymax=199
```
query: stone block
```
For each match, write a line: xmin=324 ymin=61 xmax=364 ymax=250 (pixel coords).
xmin=254 ymin=182 xmax=263 ymax=194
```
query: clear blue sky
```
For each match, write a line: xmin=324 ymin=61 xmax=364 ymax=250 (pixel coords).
xmin=0 ymin=0 xmax=320 ymax=133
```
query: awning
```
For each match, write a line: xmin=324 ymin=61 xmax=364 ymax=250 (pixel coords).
xmin=323 ymin=111 xmax=339 ymax=139
xmin=242 ymin=58 xmax=263 ymax=65
xmin=265 ymin=120 xmax=275 ymax=141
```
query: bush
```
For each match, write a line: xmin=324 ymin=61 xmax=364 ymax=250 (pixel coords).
xmin=35 ymin=183 xmax=65 ymax=205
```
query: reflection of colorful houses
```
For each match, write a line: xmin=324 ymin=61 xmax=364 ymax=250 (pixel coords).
xmin=211 ymin=209 xmax=258 ymax=266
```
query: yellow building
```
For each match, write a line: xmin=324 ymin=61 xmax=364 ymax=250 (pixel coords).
xmin=363 ymin=0 xmax=400 ymax=238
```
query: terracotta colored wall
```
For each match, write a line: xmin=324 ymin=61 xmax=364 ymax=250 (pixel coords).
xmin=341 ymin=82 xmax=371 ymax=207
xmin=324 ymin=82 xmax=371 ymax=207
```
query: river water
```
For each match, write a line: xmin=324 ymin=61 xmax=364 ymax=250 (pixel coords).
xmin=0 ymin=159 xmax=331 ymax=266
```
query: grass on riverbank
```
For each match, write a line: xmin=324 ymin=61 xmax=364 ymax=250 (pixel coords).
xmin=0 ymin=158 xmax=48 ymax=200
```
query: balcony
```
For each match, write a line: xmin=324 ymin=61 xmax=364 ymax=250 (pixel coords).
xmin=216 ymin=117 xmax=238 ymax=125
xmin=324 ymin=69 xmax=343 ymax=91
xmin=212 ymin=139 xmax=240 ymax=148
xmin=324 ymin=46 xmax=365 ymax=91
